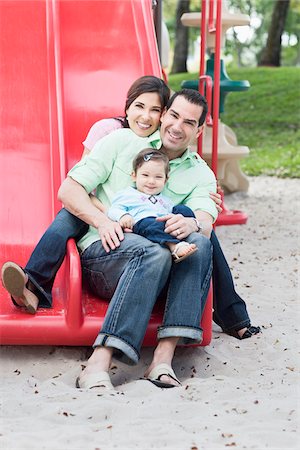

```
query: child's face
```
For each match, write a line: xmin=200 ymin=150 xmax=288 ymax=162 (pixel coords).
xmin=132 ymin=160 xmax=167 ymax=195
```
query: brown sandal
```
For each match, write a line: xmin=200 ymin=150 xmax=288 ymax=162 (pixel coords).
xmin=1 ymin=262 xmax=39 ymax=314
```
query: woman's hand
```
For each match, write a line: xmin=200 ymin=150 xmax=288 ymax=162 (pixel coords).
xmin=210 ymin=191 xmax=222 ymax=214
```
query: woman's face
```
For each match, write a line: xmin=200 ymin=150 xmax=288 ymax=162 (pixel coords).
xmin=126 ymin=92 xmax=162 ymax=137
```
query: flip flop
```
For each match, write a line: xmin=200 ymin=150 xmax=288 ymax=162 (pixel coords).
xmin=171 ymin=242 xmax=198 ymax=264
xmin=146 ymin=363 xmax=182 ymax=389
xmin=76 ymin=371 xmax=114 ymax=391
xmin=1 ymin=261 xmax=39 ymax=314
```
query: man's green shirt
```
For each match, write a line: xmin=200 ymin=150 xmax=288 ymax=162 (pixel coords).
xmin=68 ymin=128 xmax=217 ymax=252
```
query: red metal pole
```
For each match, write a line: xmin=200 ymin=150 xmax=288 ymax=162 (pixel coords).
xmin=211 ymin=0 xmax=221 ymax=177
xmin=199 ymin=75 xmax=213 ymax=126
xmin=208 ymin=0 xmax=216 ymax=32
xmin=197 ymin=0 xmax=207 ymax=156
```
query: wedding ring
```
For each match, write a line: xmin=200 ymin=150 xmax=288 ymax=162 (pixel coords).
xmin=177 ymin=229 xmax=180 ymax=236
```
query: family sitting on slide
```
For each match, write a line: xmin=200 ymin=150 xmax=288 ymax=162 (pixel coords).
xmin=1 ymin=76 xmax=260 ymax=389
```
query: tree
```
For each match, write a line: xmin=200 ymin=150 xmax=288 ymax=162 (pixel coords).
xmin=171 ymin=0 xmax=190 ymax=73
xmin=258 ymin=0 xmax=290 ymax=66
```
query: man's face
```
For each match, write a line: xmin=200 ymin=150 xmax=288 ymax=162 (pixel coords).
xmin=160 ymin=96 xmax=203 ymax=159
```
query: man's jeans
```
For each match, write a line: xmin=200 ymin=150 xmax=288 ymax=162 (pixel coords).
xmin=23 ymin=208 xmax=250 ymax=331
xmin=81 ymin=232 xmax=212 ymax=364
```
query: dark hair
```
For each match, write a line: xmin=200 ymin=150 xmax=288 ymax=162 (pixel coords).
xmin=121 ymin=76 xmax=170 ymax=128
xmin=166 ymin=89 xmax=208 ymax=126
xmin=132 ymin=148 xmax=170 ymax=177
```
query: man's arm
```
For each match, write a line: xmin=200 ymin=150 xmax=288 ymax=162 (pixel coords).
xmin=58 ymin=177 xmax=124 ymax=252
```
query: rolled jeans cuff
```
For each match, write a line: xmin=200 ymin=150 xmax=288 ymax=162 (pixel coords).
xmin=93 ymin=333 xmax=139 ymax=366
xmin=157 ymin=325 xmax=203 ymax=345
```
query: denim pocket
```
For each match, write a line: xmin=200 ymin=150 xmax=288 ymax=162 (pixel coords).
xmin=82 ymin=267 xmax=114 ymax=299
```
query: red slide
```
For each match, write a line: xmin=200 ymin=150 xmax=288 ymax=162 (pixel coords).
xmin=0 ymin=0 xmax=212 ymax=346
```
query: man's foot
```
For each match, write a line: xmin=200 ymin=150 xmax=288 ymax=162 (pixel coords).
xmin=1 ymin=262 xmax=39 ymax=314
xmin=144 ymin=363 xmax=181 ymax=388
xmin=76 ymin=347 xmax=114 ymax=391
xmin=170 ymin=241 xmax=198 ymax=263
xmin=76 ymin=371 xmax=114 ymax=391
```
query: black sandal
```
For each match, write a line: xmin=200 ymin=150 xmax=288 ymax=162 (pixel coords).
xmin=227 ymin=325 xmax=261 ymax=340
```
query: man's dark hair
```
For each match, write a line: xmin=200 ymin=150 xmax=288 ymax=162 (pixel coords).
xmin=166 ymin=89 xmax=208 ymax=126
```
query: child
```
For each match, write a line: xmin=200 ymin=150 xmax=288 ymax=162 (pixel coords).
xmin=108 ymin=148 xmax=198 ymax=263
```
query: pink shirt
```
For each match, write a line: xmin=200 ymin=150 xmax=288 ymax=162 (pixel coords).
xmin=82 ymin=118 xmax=123 ymax=150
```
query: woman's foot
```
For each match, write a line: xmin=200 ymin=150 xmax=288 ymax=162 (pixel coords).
xmin=1 ymin=262 xmax=39 ymax=314
xmin=228 ymin=325 xmax=261 ymax=340
xmin=169 ymin=241 xmax=198 ymax=263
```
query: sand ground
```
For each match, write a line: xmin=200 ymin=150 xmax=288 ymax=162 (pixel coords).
xmin=0 ymin=176 xmax=299 ymax=450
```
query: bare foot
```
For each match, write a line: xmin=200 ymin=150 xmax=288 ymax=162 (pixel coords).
xmin=145 ymin=363 xmax=181 ymax=387
xmin=145 ymin=338 xmax=181 ymax=387
xmin=77 ymin=347 xmax=114 ymax=390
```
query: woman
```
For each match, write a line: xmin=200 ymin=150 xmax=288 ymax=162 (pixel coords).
xmin=1 ymin=75 xmax=259 ymax=340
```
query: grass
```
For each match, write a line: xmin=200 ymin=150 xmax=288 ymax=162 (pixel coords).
xmin=168 ymin=67 xmax=300 ymax=178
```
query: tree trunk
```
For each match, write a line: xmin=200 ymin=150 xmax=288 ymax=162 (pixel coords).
xmin=258 ymin=0 xmax=290 ymax=67
xmin=171 ymin=0 xmax=190 ymax=74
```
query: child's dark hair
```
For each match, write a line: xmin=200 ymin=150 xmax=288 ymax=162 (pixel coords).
xmin=132 ymin=149 xmax=170 ymax=177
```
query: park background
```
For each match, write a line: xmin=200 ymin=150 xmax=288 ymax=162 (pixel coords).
xmin=162 ymin=0 xmax=300 ymax=181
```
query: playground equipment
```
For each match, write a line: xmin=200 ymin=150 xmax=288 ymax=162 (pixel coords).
xmin=181 ymin=0 xmax=251 ymax=198
xmin=0 ymin=0 xmax=212 ymax=346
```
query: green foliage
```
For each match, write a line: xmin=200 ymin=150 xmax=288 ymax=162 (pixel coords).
xmin=168 ymin=67 xmax=300 ymax=178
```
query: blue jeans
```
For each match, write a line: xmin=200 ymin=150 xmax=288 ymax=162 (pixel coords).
xmin=24 ymin=208 xmax=88 ymax=307
xmin=22 ymin=208 xmax=250 ymax=331
xmin=133 ymin=204 xmax=194 ymax=246
xmin=211 ymin=231 xmax=250 ymax=332
xmin=81 ymin=232 xmax=212 ymax=364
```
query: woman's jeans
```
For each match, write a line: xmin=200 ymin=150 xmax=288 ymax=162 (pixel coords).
xmin=23 ymin=208 xmax=250 ymax=331
xmin=81 ymin=232 xmax=212 ymax=364
xmin=24 ymin=209 xmax=88 ymax=307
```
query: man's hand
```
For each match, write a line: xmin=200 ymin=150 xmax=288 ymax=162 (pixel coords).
xmin=156 ymin=214 xmax=197 ymax=240
xmin=97 ymin=217 xmax=125 ymax=253
xmin=119 ymin=214 xmax=134 ymax=230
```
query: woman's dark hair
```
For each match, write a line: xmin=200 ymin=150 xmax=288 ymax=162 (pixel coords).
xmin=117 ymin=76 xmax=170 ymax=128
xmin=132 ymin=148 xmax=170 ymax=177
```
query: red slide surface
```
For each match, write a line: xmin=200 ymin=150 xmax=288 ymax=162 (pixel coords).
xmin=0 ymin=0 xmax=212 ymax=346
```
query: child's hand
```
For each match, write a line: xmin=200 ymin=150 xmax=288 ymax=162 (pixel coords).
xmin=119 ymin=214 xmax=134 ymax=231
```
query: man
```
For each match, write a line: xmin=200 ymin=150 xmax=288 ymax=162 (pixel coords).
xmin=59 ymin=89 xmax=217 ymax=389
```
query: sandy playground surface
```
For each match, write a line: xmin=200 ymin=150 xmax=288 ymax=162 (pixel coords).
xmin=0 ymin=176 xmax=299 ymax=450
